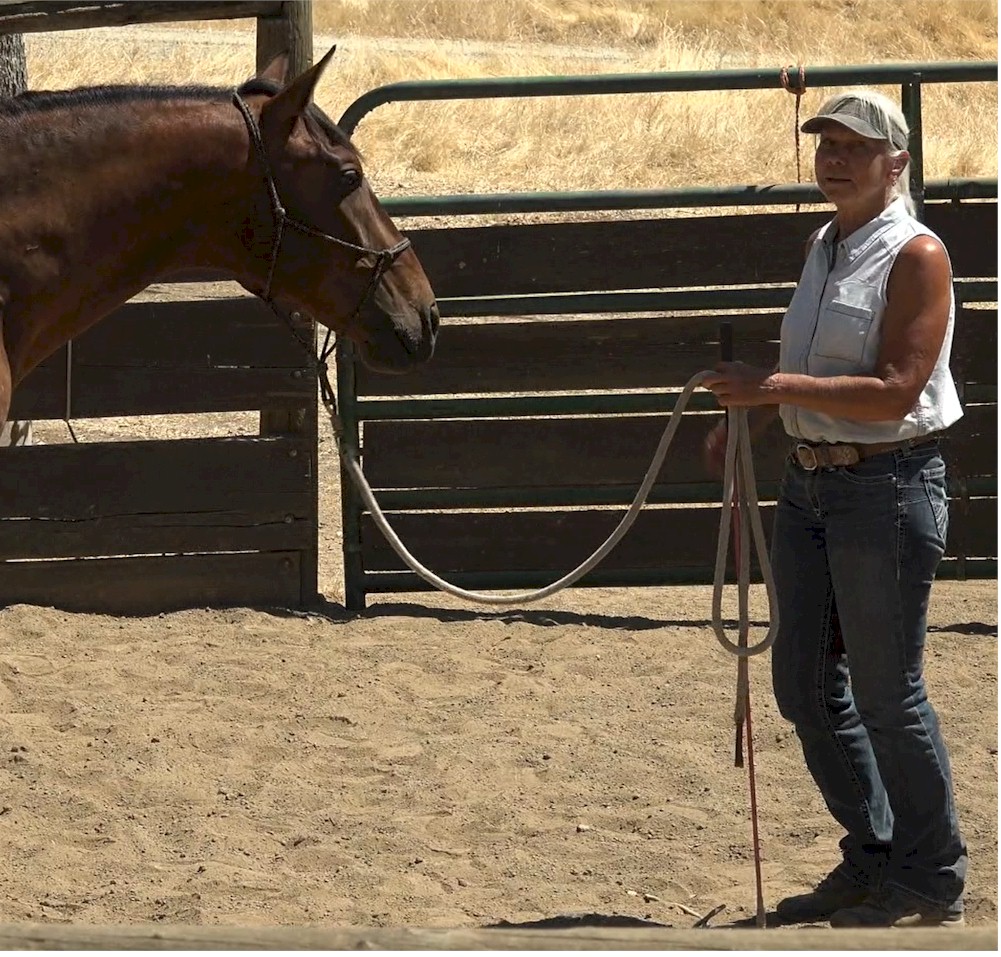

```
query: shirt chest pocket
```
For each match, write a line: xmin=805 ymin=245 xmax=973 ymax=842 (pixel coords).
xmin=813 ymin=299 xmax=875 ymax=364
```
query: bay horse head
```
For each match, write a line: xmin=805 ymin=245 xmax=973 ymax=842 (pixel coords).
xmin=0 ymin=47 xmax=440 ymax=431
xmin=235 ymin=48 xmax=439 ymax=372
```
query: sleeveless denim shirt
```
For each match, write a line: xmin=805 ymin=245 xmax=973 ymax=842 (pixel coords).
xmin=778 ymin=197 xmax=963 ymax=443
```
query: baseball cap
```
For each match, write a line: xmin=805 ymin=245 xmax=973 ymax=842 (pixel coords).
xmin=801 ymin=93 xmax=909 ymax=151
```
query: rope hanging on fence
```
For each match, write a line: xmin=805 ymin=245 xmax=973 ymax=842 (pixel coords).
xmin=780 ymin=63 xmax=807 ymax=212
xmin=326 ymin=369 xmax=779 ymax=660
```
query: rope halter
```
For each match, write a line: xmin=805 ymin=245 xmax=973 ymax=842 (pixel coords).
xmin=232 ymin=90 xmax=411 ymax=411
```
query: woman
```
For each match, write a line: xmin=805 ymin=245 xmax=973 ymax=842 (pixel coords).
xmin=702 ymin=90 xmax=967 ymax=928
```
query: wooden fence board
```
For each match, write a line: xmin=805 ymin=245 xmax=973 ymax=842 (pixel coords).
xmin=0 ymin=437 xmax=312 ymax=518
xmin=953 ymin=308 xmax=998 ymax=385
xmin=363 ymin=415 xmax=788 ymax=489
xmin=406 ymin=203 xmax=994 ymax=300
xmin=70 ymin=298 xmax=310 ymax=366
xmin=59 ymin=366 xmax=313 ymax=418
xmin=8 ymin=354 xmax=65 ymax=419
xmin=0 ymin=552 xmax=301 ymax=614
xmin=357 ymin=304 xmax=994 ymax=399
xmin=363 ymin=506 xmax=771 ymax=574
xmin=942 ymin=404 xmax=997 ymax=478
xmin=409 ymin=213 xmax=827 ymax=298
xmin=361 ymin=496 xmax=996 ymax=573
xmin=10 ymin=299 xmax=313 ymax=420
xmin=0 ymin=921 xmax=994 ymax=951
xmin=363 ymin=406 xmax=994 ymax=493
xmin=0 ymin=506 xmax=312 ymax=561
xmin=0 ymin=2 xmax=281 ymax=33
xmin=926 ymin=202 xmax=999 ymax=278
xmin=357 ymin=314 xmax=783 ymax=397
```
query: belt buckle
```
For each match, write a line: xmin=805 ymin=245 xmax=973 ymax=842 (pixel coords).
xmin=795 ymin=443 xmax=819 ymax=471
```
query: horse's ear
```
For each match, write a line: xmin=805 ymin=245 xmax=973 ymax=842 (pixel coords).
xmin=259 ymin=46 xmax=337 ymax=148
xmin=259 ymin=52 xmax=290 ymax=85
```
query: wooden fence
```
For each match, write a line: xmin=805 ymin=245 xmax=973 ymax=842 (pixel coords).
xmin=345 ymin=198 xmax=997 ymax=606
xmin=0 ymin=1 xmax=320 ymax=613
xmin=2 ymin=28 xmax=996 ymax=614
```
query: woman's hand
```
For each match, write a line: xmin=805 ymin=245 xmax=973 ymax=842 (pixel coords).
xmin=701 ymin=361 xmax=777 ymax=407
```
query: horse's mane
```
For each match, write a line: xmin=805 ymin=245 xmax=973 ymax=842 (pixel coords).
xmin=0 ymin=84 xmax=224 ymax=116
xmin=0 ymin=80 xmax=356 ymax=152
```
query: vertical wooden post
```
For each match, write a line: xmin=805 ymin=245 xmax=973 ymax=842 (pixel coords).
xmin=337 ymin=338 xmax=366 ymax=610
xmin=255 ymin=0 xmax=319 ymax=606
xmin=256 ymin=0 xmax=311 ymax=79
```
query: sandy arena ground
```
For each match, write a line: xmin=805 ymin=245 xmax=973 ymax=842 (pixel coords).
xmin=4 ymin=20 xmax=999 ymax=927
xmin=0 ymin=405 xmax=996 ymax=929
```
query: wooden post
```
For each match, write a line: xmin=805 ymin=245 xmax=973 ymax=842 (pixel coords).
xmin=337 ymin=337 xmax=366 ymax=610
xmin=255 ymin=0 xmax=319 ymax=606
xmin=256 ymin=0 xmax=310 ymax=78
xmin=254 ymin=0 xmax=313 ymax=445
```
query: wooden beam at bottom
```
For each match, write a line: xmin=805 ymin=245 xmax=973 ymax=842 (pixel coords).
xmin=0 ymin=2 xmax=282 ymax=35
xmin=0 ymin=922 xmax=992 ymax=951
xmin=0 ymin=552 xmax=302 ymax=614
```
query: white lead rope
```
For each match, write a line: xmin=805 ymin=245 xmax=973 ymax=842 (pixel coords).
xmin=333 ymin=370 xmax=778 ymax=658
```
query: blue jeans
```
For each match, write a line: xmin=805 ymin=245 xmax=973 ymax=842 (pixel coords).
xmin=770 ymin=441 xmax=967 ymax=911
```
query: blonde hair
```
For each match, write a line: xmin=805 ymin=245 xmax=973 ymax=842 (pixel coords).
xmin=812 ymin=89 xmax=915 ymax=216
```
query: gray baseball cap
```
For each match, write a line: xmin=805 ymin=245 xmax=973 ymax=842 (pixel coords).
xmin=801 ymin=93 xmax=909 ymax=150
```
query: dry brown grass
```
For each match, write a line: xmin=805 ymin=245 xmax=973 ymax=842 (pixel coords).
xmin=21 ymin=0 xmax=998 ymax=196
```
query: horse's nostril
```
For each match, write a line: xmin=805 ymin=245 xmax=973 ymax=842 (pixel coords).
xmin=427 ymin=302 xmax=441 ymax=337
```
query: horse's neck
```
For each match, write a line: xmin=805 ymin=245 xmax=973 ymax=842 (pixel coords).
xmin=1 ymin=97 xmax=255 ymax=382
xmin=12 ymin=99 xmax=248 ymax=272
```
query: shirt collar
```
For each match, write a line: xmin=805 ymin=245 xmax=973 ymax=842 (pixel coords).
xmin=821 ymin=196 xmax=909 ymax=263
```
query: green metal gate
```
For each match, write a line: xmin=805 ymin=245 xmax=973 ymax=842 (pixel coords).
xmin=335 ymin=61 xmax=998 ymax=610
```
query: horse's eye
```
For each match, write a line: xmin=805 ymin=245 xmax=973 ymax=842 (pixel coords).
xmin=342 ymin=169 xmax=362 ymax=191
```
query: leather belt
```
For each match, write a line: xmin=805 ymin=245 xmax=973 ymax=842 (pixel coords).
xmin=791 ymin=434 xmax=940 ymax=471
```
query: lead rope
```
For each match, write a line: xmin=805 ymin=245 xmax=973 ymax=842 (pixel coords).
xmin=724 ymin=408 xmax=768 ymax=928
xmin=718 ymin=325 xmax=768 ymax=926
xmin=321 ymin=362 xmax=778 ymax=656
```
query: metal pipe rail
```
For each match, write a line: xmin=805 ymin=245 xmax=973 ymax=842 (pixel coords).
xmin=339 ymin=60 xmax=997 ymax=136
xmin=334 ymin=59 xmax=998 ymax=609
xmin=340 ymin=59 xmax=996 ymax=226
xmin=384 ymin=178 xmax=997 ymax=217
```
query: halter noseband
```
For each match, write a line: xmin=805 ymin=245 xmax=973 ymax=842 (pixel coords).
xmin=232 ymin=90 xmax=411 ymax=409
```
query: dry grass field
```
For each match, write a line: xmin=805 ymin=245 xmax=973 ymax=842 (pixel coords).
xmin=22 ymin=0 xmax=998 ymax=196
xmin=3 ymin=0 xmax=997 ymax=940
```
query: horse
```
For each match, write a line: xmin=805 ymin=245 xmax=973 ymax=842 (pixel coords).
xmin=0 ymin=46 xmax=440 ymax=431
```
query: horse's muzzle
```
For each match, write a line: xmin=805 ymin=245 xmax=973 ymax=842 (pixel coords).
xmin=356 ymin=300 xmax=439 ymax=373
